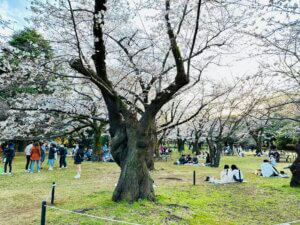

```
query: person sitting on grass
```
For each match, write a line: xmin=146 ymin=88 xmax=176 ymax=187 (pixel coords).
xmin=192 ymin=156 xmax=199 ymax=164
xmin=185 ymin=154 xmax=192 ymax=164
xmin=229 ymin=165 xmax=244 ymax=183
xmin=220 ymin=165 xmax=231 ymax=182
xmin=261 ymin=159 xmax=279 ymax=177
xmin=178 ymin=155 xmax=186 ymax=165
xmin=205 ymin=164 xmax=232 ymax=184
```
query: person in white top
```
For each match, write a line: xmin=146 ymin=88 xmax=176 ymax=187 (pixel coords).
xmin=220 ymin=165 xmax=231 ymax=182
xmin=207 ymin=165 xmax=232 ymax=184
xmin=229 ymin=165 xmax=244 ymax=182
xmin=24 ymin=142 xmax=33 ymax=172
xmin=261 ymin=159 xmax=279 ymax=177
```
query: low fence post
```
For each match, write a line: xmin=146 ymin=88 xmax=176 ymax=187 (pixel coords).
xmin=51 ymin=182 xmax=56 ymax=205
xmin=193 ymin=170 xmax=196 ymax=185
xmin=41 ymin=201 xmax=47 ymax=225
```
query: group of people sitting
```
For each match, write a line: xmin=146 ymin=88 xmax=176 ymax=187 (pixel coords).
xmin=176 ymin=154 xmax=199 ymax=165
xmin=175 ymin=152 xmax=211 ymax=166
xmin=160 ymin=145 xmax=172 ymax=155
xmin=174 ymin=152 xmax=211 ymax=166
xmin=205 ymin=164 xmax=244 ymax=184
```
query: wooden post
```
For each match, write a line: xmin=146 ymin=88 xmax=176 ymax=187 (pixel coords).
xmin=41 ymin=201 xmax=47 ymax=225
xmin=193 ymin=170 xmax=196 ymax=185
xmin=51 ymin=182 xmax=56 ymax=205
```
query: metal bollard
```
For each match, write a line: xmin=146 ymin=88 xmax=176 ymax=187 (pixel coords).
xmin=41 ymin=201 xmax=47 ymax=225
xmin=193 ymin=170 xmax=196 ymax=185
xmin=51 ymin=182 xmax=56 ymax=205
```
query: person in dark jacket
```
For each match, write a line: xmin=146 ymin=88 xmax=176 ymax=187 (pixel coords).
xmin=59 ymin=145 xmax=68 ymax=169
xmin=3 ymin=143 xmax=15 ymax=175
xmin=48 ymin=144 xmax=56 ymax=171
xmin=74 ymin=145 xmax=84 ymax=179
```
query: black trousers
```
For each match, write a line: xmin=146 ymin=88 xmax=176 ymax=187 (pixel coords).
xmin=25 ymin=155 xmax=31 ymax=170
xmin=59 ymin=156 xmax=67 ymax=168
xmin=4 ymin=158 xmax=13 ymax=173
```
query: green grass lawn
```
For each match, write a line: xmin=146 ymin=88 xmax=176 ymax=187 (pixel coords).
xmin=1 ymin=153 xmax=300 ymax=225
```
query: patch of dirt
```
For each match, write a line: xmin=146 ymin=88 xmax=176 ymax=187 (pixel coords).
xmin=158 ymin=177 xmax=183 ymax=181
xmin=166 ymin=204 xmax=190 ymax=210
xmin=163 ymin=214 xmax=183 ymax=224
xmin=73 ymin=208 xmax=94 ymax=213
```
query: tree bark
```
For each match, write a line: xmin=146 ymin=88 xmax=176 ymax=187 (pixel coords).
xmin=145 ymin=121 xmax=157 ymax=170
xmin=111 ymin=121 xmax=155 ymax=202
xmin=207 ymin=138 xmax=221 ymax=167
xmin=93 ymin=127 xmax=102 ymax=158
xmin=177 ymin=138 xmax=185 ymax=152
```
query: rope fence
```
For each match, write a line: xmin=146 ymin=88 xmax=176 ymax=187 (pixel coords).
xmin=45 ymin=204 xmax=142 ymax=225
xmin=39 ymin=170 xmax=200 ymax=225
xmin=40 ymin=182 xmax=143 ymax=225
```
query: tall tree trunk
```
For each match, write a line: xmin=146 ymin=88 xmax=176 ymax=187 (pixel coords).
xmin=93 ymin=127 xmax=102 ymax=157
xmin=207 ymin=138 xmax=221 ymax=167
xmin=145 ymin=121 xmax=156 ymax=170
xmin=111 ymin=121 xmax=155 ymax=202
xmin=177 ymin=138 xmax=185 ymax=152
xmin=256 ymin=134 xmax=263 ymax=154
xmin=290 ymin=143 xmax=300 ymax=187
xmin=193 ymin=142 xmax=200 ymax=155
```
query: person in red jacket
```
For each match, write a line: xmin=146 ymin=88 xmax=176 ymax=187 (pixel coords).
xmin=30 ymin=142 xmax=41 ymax=173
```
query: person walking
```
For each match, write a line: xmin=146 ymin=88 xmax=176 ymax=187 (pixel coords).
xmin=3 ymin=143 xmax=15 ymax=175
xmin=25 ymin=142 xmax=33 ymax=172
xmin=30 ymin=142 xmax=41 ymax=173
xmin=74 ymin=145 xmax=84 ymax=179
xmin=48 ymin=144 xmax=56 ymax=171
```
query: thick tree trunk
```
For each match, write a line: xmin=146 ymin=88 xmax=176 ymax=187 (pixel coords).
xmin=290 ymin=143 xmax=300 ymax=187
xmin=111 ymin=121 xmax=155 ymax=202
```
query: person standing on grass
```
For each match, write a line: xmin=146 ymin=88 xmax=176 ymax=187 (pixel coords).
xmin=25 ymin=142 xmax=33 ymax=172
xmin=48 ymin=143 xmax=56 ymax=171
xmin=59 ymin=144 xmax=67 ymax=169
xmin=3 ymin=143 xmax=15 ymax=175
xmin=74 ymin=144 xmax=84 ymax=179
xmin=40 ymin=142 xmax=47 ymax=169
xmin=30 ymin=142 xmax=41 ymax=173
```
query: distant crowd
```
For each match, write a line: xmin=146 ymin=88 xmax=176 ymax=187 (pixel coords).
xmin=0 ymin=141 xmax=113 ymax=179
